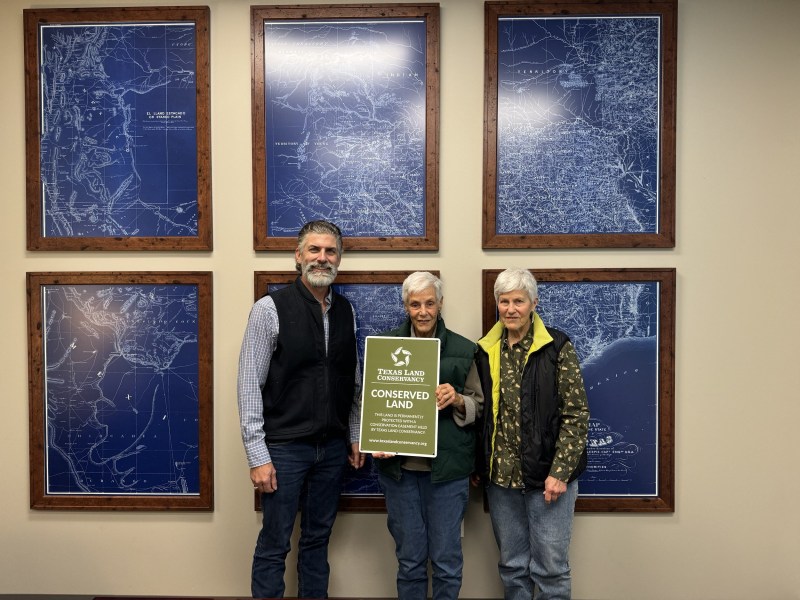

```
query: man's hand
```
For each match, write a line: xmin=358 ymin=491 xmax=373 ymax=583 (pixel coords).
xmin=349 ymin=442 xmax=365 ymax=469
xmin=251 ymin=462 xmax=277 ymax=494
xmin=543 ymin=475 xmax=567 ymax=504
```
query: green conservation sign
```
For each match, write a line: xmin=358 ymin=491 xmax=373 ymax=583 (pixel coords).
xmin=359 ymin=336 xmax=440 ymax=457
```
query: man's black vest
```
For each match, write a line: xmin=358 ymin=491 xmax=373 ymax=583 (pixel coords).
xmin=261 ymin=277 xmax=357 ymax=442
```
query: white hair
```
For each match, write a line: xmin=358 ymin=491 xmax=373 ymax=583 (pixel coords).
xmin=402 ymin=271 xmax=443 ymax=304
xmin=493 ymin=268 xmax=538 ymax=303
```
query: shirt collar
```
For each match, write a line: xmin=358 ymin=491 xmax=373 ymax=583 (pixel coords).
xmin=321 ymin=287 xmax=334 ymax=313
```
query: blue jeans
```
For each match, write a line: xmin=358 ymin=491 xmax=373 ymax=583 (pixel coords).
xmin=379 ymin=470 xmax=469 ymax=600
xmin=487 ymin=481 xmax=578 ymax=600
xmin=252 ymin=438 xmax=347 ymax=599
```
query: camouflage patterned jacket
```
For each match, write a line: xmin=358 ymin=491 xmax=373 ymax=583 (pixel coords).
xmin=475 ymin=314 xmax=589 ymax=489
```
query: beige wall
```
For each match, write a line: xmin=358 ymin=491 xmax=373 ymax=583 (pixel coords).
xmin=1 ymin=0 xmax=799 ymax=598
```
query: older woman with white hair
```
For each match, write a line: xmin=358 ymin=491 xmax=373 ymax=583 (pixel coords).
xmin=373 ymin=271 xmax=483 ymax=600
xmin=475 ymin=268 xmax=590 ymax=600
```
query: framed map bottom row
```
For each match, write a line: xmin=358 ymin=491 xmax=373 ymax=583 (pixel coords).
xmin=254 ymin=271 xmax=429 ymax=512
xmin=482 ymin=268 xmax=675 ymax=512
xmin=27 ymin=272 xmax=214 ymax=510
xmin=252 ymin=269 xmax=675 ymax=513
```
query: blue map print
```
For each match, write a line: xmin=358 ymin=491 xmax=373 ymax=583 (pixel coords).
xmin=339 ymin=283 xmax=408 ymax=495
xmin=39 ymin=23 xmax=198 ymax=238
xmin=496 ymin=16 xmax=661 ymax=235
xmin=537 ymin=281 xmax=660 ymax=496
xmin=263 ymin=20 xmax=427 ymax=238
xmin=43 ymin=284 xmax=201 ymax=495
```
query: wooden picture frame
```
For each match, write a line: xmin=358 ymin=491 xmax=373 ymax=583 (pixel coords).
xmin=483 ymin=1 xmax=677 ymax=248
xmin=251 ymin=4 xmax=440 ymax=251
xmin=252 ymin=270 xmax=437 ymax=512
xmin=24 ymin=6 xmax=212 ymax=251
xmin=27 ymin=272 xmax=214 ymax=510
xmin=482 ymin=268 xmax=675 ymax=511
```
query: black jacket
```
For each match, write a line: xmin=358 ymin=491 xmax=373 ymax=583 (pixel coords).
xmin=475 ymin=320 xmax=587 ymax=489
xmin=261 ymin=277 xmax=357 ymax=442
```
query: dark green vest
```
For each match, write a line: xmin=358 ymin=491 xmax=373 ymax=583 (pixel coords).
xmin=377 ymin=317 xmax=477 ymax=483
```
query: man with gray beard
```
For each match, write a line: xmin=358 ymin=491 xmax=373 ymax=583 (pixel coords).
xmin=237 ymin=220 xmax=364 ymax=598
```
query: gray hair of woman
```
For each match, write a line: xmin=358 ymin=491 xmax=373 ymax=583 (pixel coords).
xmin=493 ymin=268 xmax=538 ymax=304
xmin=402 ymin=271 xmax=443 ymax=305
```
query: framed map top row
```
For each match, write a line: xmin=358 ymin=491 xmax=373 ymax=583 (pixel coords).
xmin=251 ymin=4 xmax=441 ymax=251
xmin=24 ymin=6 xmax=212 ymax=251
xmin=483 ymin=0 xmax=677 ymax=248
xmin=23 ymin=1 xmax=676 ymax=251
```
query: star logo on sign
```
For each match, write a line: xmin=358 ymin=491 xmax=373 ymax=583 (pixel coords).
xmin=390 ymin=346 xmax=411 ymax=367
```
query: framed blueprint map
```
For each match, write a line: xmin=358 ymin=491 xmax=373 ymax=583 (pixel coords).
xmin=24 ymin=7 xmax=212 ymax=251
xmin=483 ymin=1 xmax=677 ymax=248
xmin=251 ymin=5 xmax=440 ymax=251
xmin=253 ymin=270 xmax=436 ymax=511
xmin=27 ymin=272 xmax=214 ymax=510
xmin=482 ymin=268 xmax=675 ymax=512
